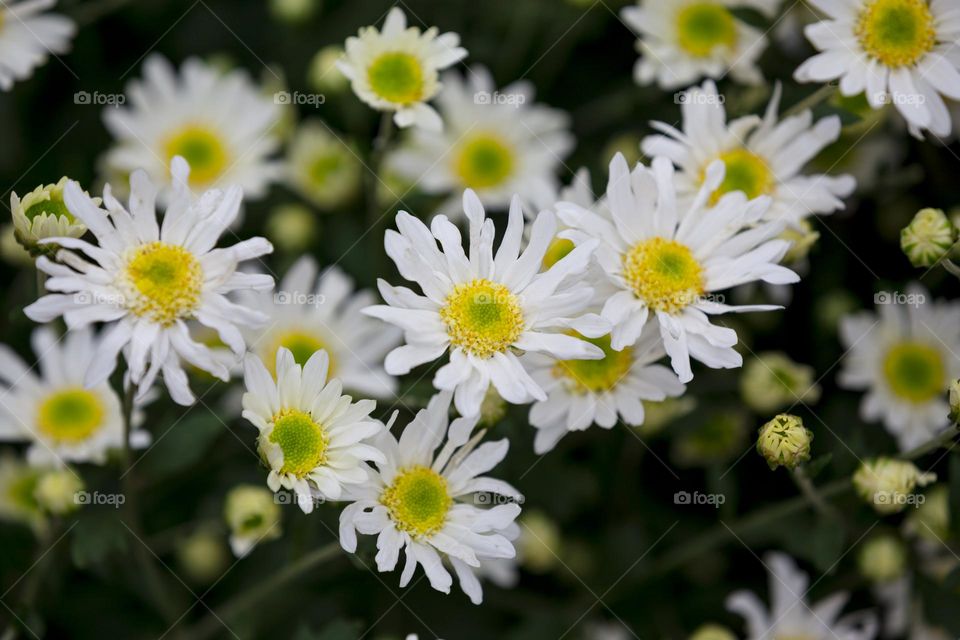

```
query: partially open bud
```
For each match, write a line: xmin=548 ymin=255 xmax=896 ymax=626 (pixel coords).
xmin=901 ymin=208 xmax=955 ymax=268
xmin=857 ymin=533 xmax=907 ymax=583
xmin=853 ymin=458 xmax=936 ymax=515
xmin=11 ymin=177 xmax=92 ymax=257
xmin=756 ymin=414 xmax=812 ymax=470
xmin=740 ymin=352 xmax=820 ymax=414
xmin=224 ymin=484 xmax=282 ymax=557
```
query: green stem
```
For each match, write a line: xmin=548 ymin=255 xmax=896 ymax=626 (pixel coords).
xmin=366 ymin=112 xmax=394 ymax=227
xmin=792 ymin=466 xmax=841 ymax=520
xmin=784 ymin=84 xmax=836 ymax=119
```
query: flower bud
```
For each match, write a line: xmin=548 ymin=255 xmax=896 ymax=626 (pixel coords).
xmin=857 ymin=533 xmax=906 ymax=583
xmin=740 ymin=352 xmax=820 ymax=414
xmin=177 ymin=527 xmax=229 ymax=584
xmin=756 ymin=414 xmax=812 ymax=470
xmin=518 ymin=510 xmax=562 ymax=574
xmin=690 ymin=624 xmax=737 ymax=640
xmin=34 ymin=468 xmax=84 ymax=516
xmin=224 ymin=484 xmax=282 ymax=557
xmin=853 ymin=458 xmax=936 ymax=515
xmin=11 ymin=178 xmax=92 ymax=256
xmin=949 ymin=379 xmax=960 ymax=423
xmin=900 ymin=208 xmax=955 ymax=268
xmin=308 ymin=46 xmax=349 ymax=93
xmin=286 ymin=122 xmax=361 ymax=210
xmin=266 ymin=204 xmax=317 ymax=254
xmin=905 ymin=484 xmax=948 ymax=542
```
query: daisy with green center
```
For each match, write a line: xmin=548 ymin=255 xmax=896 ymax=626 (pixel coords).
xmin=364 ymin=190 xmax=608 ymax=418
xmin=838 ymin=284 xmax=960 ymax=451
xmin=339 ymin=391 xmax=521 ymax=604
xmin=557 ymin=153 xmax=799 ymax=383
xmin=642 ymin=81 xmax=857 ymax=227
xmin=102 ymin=55 xmax=282 ymax=198
xmin=24 ymin=157 xmax=275 ymax=406
xmin=240 ymin=255 xmax=402 ymax=400
xmin=795 ymin=0 xmax=960 ymax=137
xmin=0 ymin=0 xmax=74 ymax=91
xmin=523 ymin=324 xmax=685 ymax=453
xmin=10 ymin=177 xmax=98 ymax=256
xmin=242 ymin=348 xmax=384 ymax=514
xmin=284 ymin=120 xmax=362 ymax=210
xmin=390 ymin=66 xmax=573 ymax=216
xmin=337 ymin=7 xmax=467 ymax=131
xmin=620 ymin=0 xmax=780 ymax=90
xmin=0 ymin=327 xmax=149 ymax=466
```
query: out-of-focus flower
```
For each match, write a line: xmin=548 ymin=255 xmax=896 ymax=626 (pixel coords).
xmin=307 ymin=46 xmax=349 ymax=93
xmin=518 ymin=510 xmax=563 ymax=574
xmin=478 ymin=386 xmax=507 ymax=428
xmin=1 ymin=224 xmax=33 ymax=267
xmin=780 ymin=220 xmax=820 ymax=265
xmin=33 ymin=467 xmax=83 ymax=516
xmin=853 ymin=458 xmax=936 ymax=515
xmin=900 ymin=208 xmax=955 ymax=268
xmin=905 ymin=484 xmax=948 ymax=542
xmin=689 ymin=624 xmax=736 ymax=640
xmin=601 ymin=133 xmax=643 ymax=169
xmin=0 ymin=456 xmax=46 ymax=532
xmin=857 ymin=534 xmax=907 ymax=583
xmin=673 ymin=410 xmax=747 ymax=467
xmin=337 ymin=7 xmax=467 ymax=131
xmin=740 ymin=352 xmax=820 ymax=414
xmin=11 ymin=178 xmax=94 ymax=256
xmin=268 ymin=0 xmax=316 ymax=23
xmin=266 ymin=204 xmax=317 ymax=253
xmin=756 ymin=414 xmax=813 ymax=470
xmin=0 ymin=0 xmax=75 ymax=91
xmin=224 ymin=484 xmax=282 ymax=557
xmin=285 ymin=121 xmax=362 ymax=210
xmin=949 ymin=379 xmax=960 ymax=423
xmin=177 ymin=527 xmax=229 ymax=584
xmin=642 ymin=397 xmax=697 ymax=433
xmin=815 ymin=290 xmax=858 ymax=333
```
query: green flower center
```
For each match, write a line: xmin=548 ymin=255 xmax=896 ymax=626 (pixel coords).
xmin=268 ymin=409 xmax=329 ymax=478
xmin=676 ymin=2 xmax=738 ymax=57
xmin=308 ymin=153 xmax=344 ymax=186
xmin=367 ymin=52 xmax=425 ymax=104
xmin=856 ymin=0 xmax=936 ymax=68
xmin=162 ymin=125 xmax=229 ymax=186
xmin=554 ymin=333 xmax=633 ymax=393
xmin=381 ymin=465 xmax=452 ymax=538
xmin=622 ymin=237 xmax=705 ymax=313
xmin=454 ymin=134 xmax=516 ymax=189
xmin=36 ymin=388 xmax=106 ymax=443
xmin=883 ymin=341 xmax=945 ymax=403
xmin=440 ymin=279 xmax=524 ymax=358
xmin=710 ymin=148 xmax=775 ymax=203
xmin=25 ymin=195 xmax=74 ymax=222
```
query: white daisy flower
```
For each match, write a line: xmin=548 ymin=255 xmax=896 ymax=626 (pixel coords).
xmin=338 ymin=391 xmax=521 ymax=604
xmin=389 ymin=66 xmax=574 ymax=217
xmin=838 ymin=284 xmax=960 ymax=451
xmin=727 ymin=552 xmax=878 ymax=640
xmin=240 ymin=255 xmax=402 ymax=400
xmin=24 ymin=157 xmax=275 ymax=406
xmin=795 ymin=0 xmax=960 ymax=138
xmin=557 ymin=153 xmax=799 ymax=383
xmin=0 ymin=326 xmax=149 ymax=466
xmin=337 ymin=7 xmax=467 ymax=131
xmin=620 ymin=0 xmax=780 ymax=90
xmin=642 ymin=81 xmax=857 ymax=227
xmin=103 ymin=55 xmax=283 ymax=198
xmin=364 ymin=190 xmax=609 ymax=418
xmin=524 ymin=324 xmax=685 ymax=453
xmin=241 ymin=348 xmax=385 ymax=514
xmin=0 ymin=0 xmax=74 ymax=91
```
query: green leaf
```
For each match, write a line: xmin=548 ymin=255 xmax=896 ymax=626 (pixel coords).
xmin=137 ymin=412 xmax=224 ymax=481
xmin=70 ymin=510 xmax=128 ymax=569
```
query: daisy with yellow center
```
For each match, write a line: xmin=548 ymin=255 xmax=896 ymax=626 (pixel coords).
xmin=0 ymin=0 xmax=74 ymax=92
xmin=242 ymin=348 xmax=384 ymax=514
xmin=339 ymin=391 xmax=521 ymax=604
xmin=643 ymin=81 xmax=856 ymax=227
xmin=0 ymin=327 xmax=149 ymax=466
xmin=838 ymin=283 xmax=960 ymax=452
xmin=556 ymin=153 xmax=799 ymax=383
xmin=525 ymin=325 xmax=685 ymax=453
xmin=621 ymin=0 xmax=780 ymax=90
xmin=796 ymin=0 xmax=960 ymax=137
xmin=337 ymin=7 xmax=467 ymax=131
xmin=365 ymin=190 xmax=609 ymax=418
xmin=25 ymin=157 xmax=275 ymax=406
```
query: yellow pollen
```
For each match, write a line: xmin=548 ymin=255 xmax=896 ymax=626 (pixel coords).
xmin=162 ymin=124 xmax=229 ymax=186
xmin=381 ymin=466 xmax=452 ymax=538
xmin=453 ymin=133 xmax=516 ymax=189
xmin=622 ymin=237 xmax=705 ymax=314
xmin=883 ymin=341 xmax=945 ymax=403
xmin=554 ymin=333 xmax=633 ymax=393
xmin=709 ymin=148 xmax=775 ymax=204
xmin=676 ymin=2 xmax=738 ymax=57
xmin=267 ymin=408 xmax=329 ymax=478
xmin=36 ymin=388 xmax=106 ymax=443
xmin=367 ymin=52 xmax=425 ymax=104
xmin=123 ymin=242 xmax=203 ymax=325
xmin=262 ymin=329 xmax=336 ymax=378
xmin=440 ymin=279 xmax=524 ymax=358
xmin=543 ymin=238 xmax=575 ymax=270
xmin=856 ymin=0 xmax=936 ymax=68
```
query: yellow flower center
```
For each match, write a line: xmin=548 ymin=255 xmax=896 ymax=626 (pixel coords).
xmin=857 ymin=0 xmax=936 ymax=68
xmin=453 ymin=133 xmax=516 ymax=189
xmin=676 ymin=2 xmax=738 ymax=57
xmin=622 ymin=237 xmax=705 ymax=314
xmin=883 ymin=341 xmax=945 ymax=403
xmin=709 ymin=148 xmax=775 ymax=204
xmin=267 ymin=408 xmax=329 ymax=478
xmin=261 ymin=329 xmax=336 ymax=378
xmin=543 ymin=238 xmax=575 ymax=270
xmin=36 ymin=388 xmax=106 ymax=443
xmin=162 ymin=124 xmax=229 ymax=186
xmin=123 ymin=242 xmax=203 ymax=326
xmin=554 ymin=333 xmax=633 ymax=393
xmin=440 ymin=279 xmax=524 ymax=358
xmin=381 ymin=465 xmax=452 ymax=538
xmin=367 ymin=52 xmax=425 ymax=105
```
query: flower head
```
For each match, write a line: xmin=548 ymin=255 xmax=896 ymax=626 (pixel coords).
xmin=756 ymin=414 xmax=813 ymax=470
xmin=33 ymin=467 xmax=84 ymax=516
xmin=901 ymin=208 xmax=955 ymax=267
xmin=740 ymin=352 xmax=821 ymax=414
xmin=11 ymin=178 xmax=95 ymax=256
xmin=853 ymin=458 xmax=936 ymax=514
xmin=224 ymin=484 xmax=282 ymax=557
xmin=0 ymin=0 xmax=75 ymax=91
xmin=285 ymin=121 xmax=361 ymax=210
xmin=857 ymin=534 xmax=907 ymax=583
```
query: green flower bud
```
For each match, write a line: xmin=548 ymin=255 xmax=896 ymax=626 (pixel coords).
xmin=740 ymin=352 xmax=820 ymax=414
xmin=901 ymin=208 xmax=955 ymax=268
xmin=756 ymin=414 xmax=812 ymax=470
xmin=905 ymin=484 xmax=949 ymax=542
xmin=519 ymin=510 xmax=562 ymax=574
xmin=286 ymin=121 xmax=361 ymax=210
xmin=266 ymin=204 xmax=317 ymax=254
xmin=10 ymin=177 xmax=94 ymax=256
xmin=177 ymin=527 xmax=229 ymax=584
xmin=34 ymin=468 xmax=84 ymax=516
xmin=689 ymin=624 xmax=737 ymax=640
xmin=857 ymin=533 xmax=907 ymax=583
xmin=853 ymin=458 xmax=936 ymax=515
xmin=308 ymin=46 xmax=349 ymax=93
xmin=224 ymin=484 xmax=282 ymax=557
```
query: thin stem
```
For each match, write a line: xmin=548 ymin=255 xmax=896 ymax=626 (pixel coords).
xmin=784 ymin=84 xmax=836 ymax=119
xmin=941 ymin=259 xmax=960 ymax=278
xmin=366 ymin=112 xmax=395 ymax=227
xmin=791 ymin=466 xmax=841 ymax=520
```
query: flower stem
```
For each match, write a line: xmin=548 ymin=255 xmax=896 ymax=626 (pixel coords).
xmin=784 ymin=84 xmax=836 ymax=119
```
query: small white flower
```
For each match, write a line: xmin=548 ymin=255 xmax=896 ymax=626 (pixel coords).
xmin=24 ymin=157 xmax=275 ymax=406
xmin=642 ymin=81 xmax=856 ymax=227
xmin=364 ymin=190 xmax=609 ymax=417
xmin=0 ymin=0 xmax=75 ymax=91
xmin=524 ymin=324 xmax=685 ymax=453
xmin=241 ymin=348 xmax=384 ymax=514
xmin=103 ymin=55 xmax=283 ymax=198
xmin=389 ymin=66 xmax=574 ymax=217
xmin=620 ymin=0 xmax=780 ymax=89
xmin=241 ymin=255 xmax=402 ymax=400
xmin=727 ymin=552 xmax=878 ymax=640
xmin=338 ymin=391 xmax=521 ymax=604
xmin=839 ymin=283 xmax=960 ymax=451
xmin=0 ymin=327 xmax=149 ymax=466
xmin=557 ymin=153 xmax=799 ymax=383
xmin=337 ymin=7 xmax=467 ymax=131
xmin=795 ymin=0 xmax=960 ymax=138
